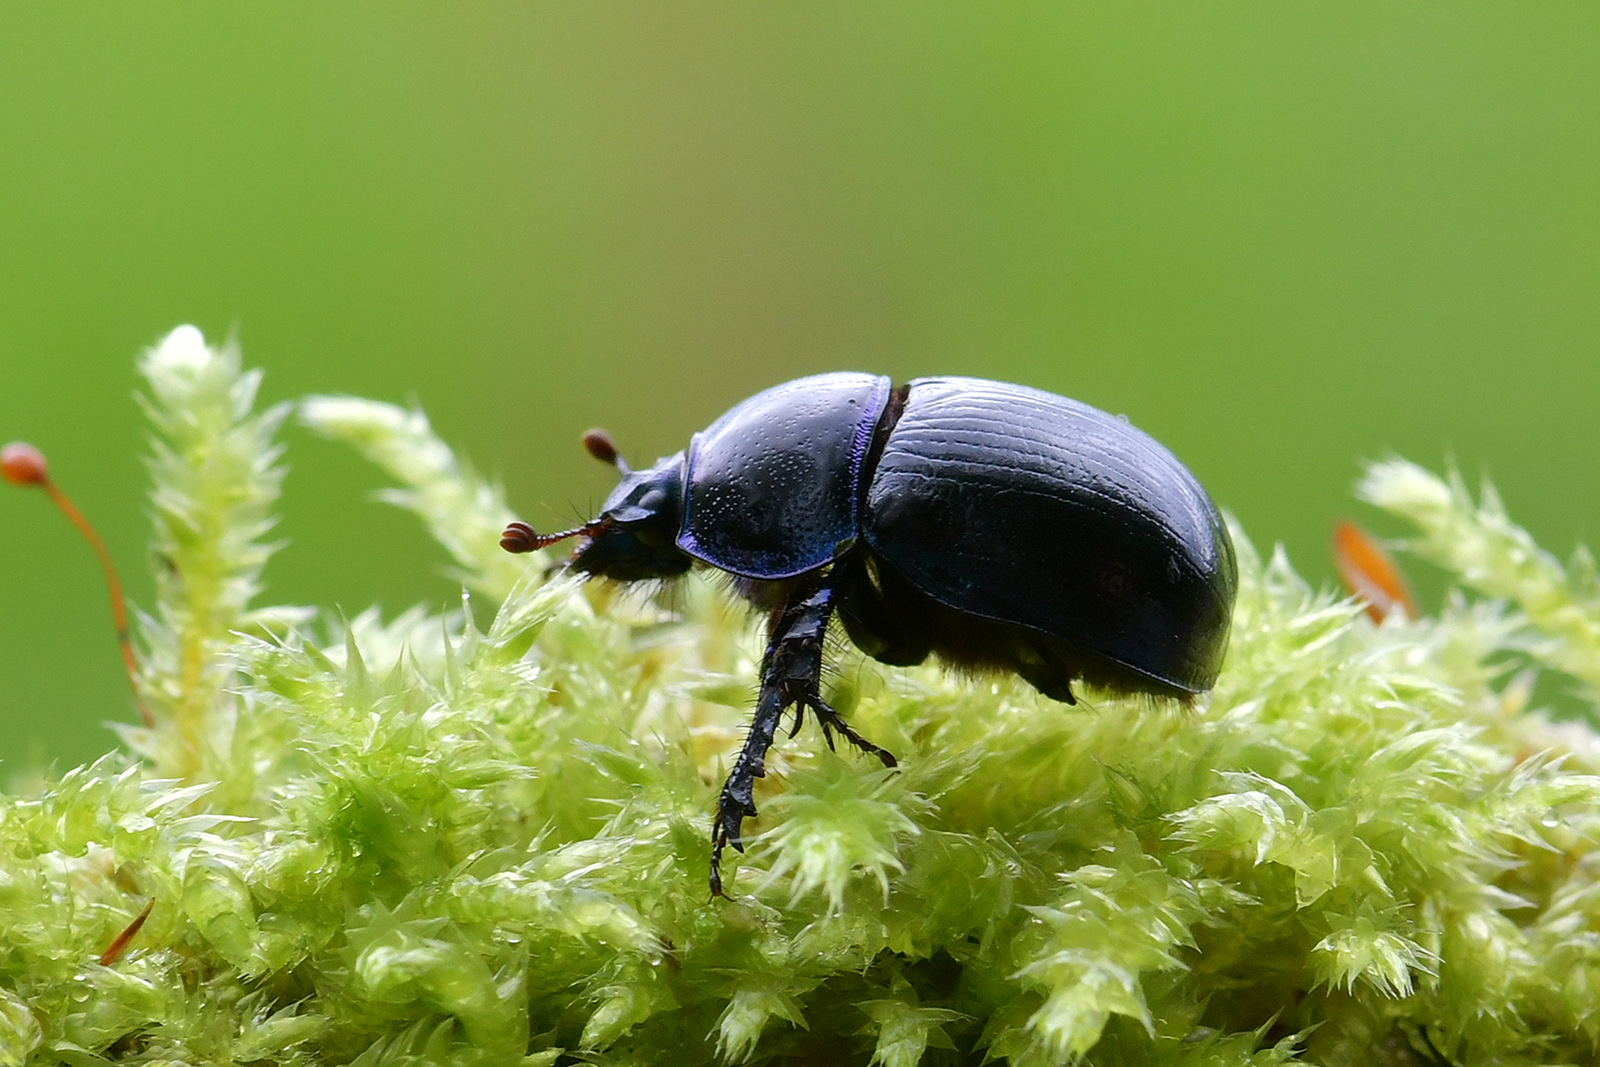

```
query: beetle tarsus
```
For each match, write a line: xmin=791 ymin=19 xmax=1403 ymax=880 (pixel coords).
xmin=710 ymin=677 xmax=788 ymax=895
xmin=806 ymin=694 xmax=896 ymax=767
xmin=714 ymin=687 xmax=786 ymax=851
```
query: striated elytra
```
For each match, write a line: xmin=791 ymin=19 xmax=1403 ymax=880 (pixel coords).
xmin=502 ymin=373 xmax=1238 ymax=895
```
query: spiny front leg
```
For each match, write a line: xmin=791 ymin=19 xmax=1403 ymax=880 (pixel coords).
xmin=710 ymin=583 xmax=897 ymax=897
xmin=710 ymin=683 xmax=789 ymax=897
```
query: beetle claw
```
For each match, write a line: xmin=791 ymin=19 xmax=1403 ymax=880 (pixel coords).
xmin=710 ymin=794 xmax=757 ymax=897
xmin=817 ymin=720 xmax=838 ymax=751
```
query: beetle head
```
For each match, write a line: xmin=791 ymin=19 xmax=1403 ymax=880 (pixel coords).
xmin=502 ymin=451 xmax=692 ymax=581
xmin=570 ymin=452 xmax=692 ymax=580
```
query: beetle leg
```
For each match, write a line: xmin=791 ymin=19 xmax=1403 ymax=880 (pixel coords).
xmin=812 ymin=709 xmax=838 ymax=751
xmin=711 ymin=580 xmax=895 ymax=896
xmin=804 ymin=694 xmax=896 ymax=768
xmin=1015 ymin=646 xmax=1079 ymax=706
xmin=711 ymin=584 xmax=833 ymax=894
xmin=710 ymin=682 xmax=790 ymax=896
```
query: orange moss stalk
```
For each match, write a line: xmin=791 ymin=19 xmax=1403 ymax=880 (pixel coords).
xmin=1332 ymin=519 xmax=1418 ymax=623
xmin=2 ymin=440 xmax=150 ymax=725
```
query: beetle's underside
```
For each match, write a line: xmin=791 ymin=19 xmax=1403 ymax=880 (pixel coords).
xmin=833 ymin=548 xmax=1199 ymax=705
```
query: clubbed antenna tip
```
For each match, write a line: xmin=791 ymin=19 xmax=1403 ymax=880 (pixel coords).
xmin=582 ymin=427 xmax=630 ymax=474
xmin=500 ymin=519 xmax=600 ymax=554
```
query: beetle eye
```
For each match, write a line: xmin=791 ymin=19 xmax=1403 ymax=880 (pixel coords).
xmin=640 ymin=488 xmax=668 ymax=511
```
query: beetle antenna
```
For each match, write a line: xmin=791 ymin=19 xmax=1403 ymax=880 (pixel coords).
xmin=500 ymin=518 xmax=606 ymax=554
xmin=582 ymin=428 xmax=630 ymax=475
xmin=3 ymin=441 xmax=151 ymax=727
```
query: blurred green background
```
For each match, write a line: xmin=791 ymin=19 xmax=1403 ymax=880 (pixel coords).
xmin=3 ymin=4 xmax=1598 ymax=770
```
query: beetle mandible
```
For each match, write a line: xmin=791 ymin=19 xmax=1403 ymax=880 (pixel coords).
xmin=502 ymin=374 xmax=1237 ymax=895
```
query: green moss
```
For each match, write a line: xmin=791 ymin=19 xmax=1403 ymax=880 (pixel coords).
xmin=4 ymin=328 xmax=1600 ymax=1065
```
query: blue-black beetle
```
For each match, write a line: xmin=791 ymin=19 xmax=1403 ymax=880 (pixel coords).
xmin=502 ymin=374 xmax=1237 ymax=895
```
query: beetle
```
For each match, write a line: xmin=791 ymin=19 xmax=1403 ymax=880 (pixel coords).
xmin=502 ymin=374 xmax=1237 ymax=895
